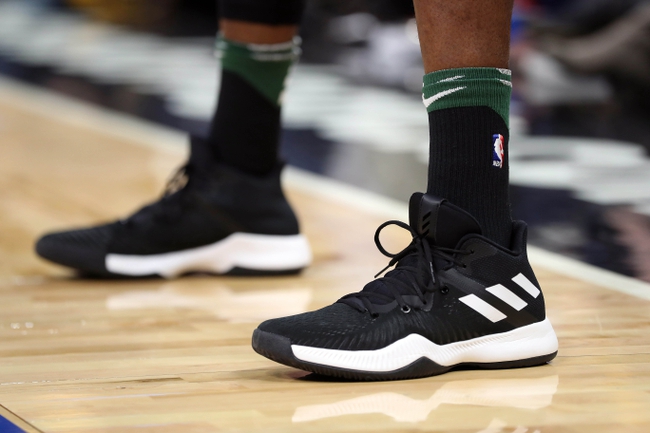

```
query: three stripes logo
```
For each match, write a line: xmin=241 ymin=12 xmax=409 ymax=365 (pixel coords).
xmin=459 ymin=273 xmax=540 ymax=323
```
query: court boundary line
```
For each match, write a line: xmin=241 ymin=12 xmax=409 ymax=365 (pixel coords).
xmin=0 ymin=403 xmax=43 ymax=433
xmin=2 ymin=75 xmax=649 ymax=300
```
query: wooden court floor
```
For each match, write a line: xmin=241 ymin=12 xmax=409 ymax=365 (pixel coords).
xmin=1 ymin=78 xmax=650 ymax=432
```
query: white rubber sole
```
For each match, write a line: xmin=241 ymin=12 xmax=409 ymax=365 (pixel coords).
xmin=291 ymin=318 xmax=558 ymax=373
xmin=105 ymin=233 xmax=312 ymax=278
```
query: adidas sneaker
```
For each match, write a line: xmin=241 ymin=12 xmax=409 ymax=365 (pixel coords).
xmin=252 ymin=192 xmax=557 ymax=380
xmin=35 ymin=137 xmax=311 ymax=277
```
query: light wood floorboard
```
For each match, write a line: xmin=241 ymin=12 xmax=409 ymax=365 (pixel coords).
xmin=1 ymin=82 xmax=650 ymax=432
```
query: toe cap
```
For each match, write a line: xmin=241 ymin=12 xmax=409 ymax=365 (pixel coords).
xmin=35 ymin=224 xmax=116 ymax=274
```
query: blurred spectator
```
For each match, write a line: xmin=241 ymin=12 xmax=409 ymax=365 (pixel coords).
xmin=533 ymin=0 xmax=650 ymax=102
xmin=65 ymin=0 xmax=217 ymax=35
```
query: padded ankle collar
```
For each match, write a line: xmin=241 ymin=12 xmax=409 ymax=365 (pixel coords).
xmin=409 ymin=192 xmax=482 ymax=249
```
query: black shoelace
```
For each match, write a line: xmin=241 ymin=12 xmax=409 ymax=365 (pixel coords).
xmin=339 ymin=220 xmax=472 ymax=316
xmin=121 ymin=163 xmax=198 ymax=226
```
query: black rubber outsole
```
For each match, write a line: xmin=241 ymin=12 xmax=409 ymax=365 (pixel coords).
xmin=252 ymin=329 xmax=558 ymax=381
xmin=74 ymin=266 xmax=305 ymax=279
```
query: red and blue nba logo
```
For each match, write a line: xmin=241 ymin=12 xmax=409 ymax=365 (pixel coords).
xmin=492 ymin=134 xmax=504 ymax=168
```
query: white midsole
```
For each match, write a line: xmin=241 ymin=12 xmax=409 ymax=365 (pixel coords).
xmin=291 ymin=318 xmax=558 ymax=372
xmin=105 ymin=233 xmax=311 ymax=277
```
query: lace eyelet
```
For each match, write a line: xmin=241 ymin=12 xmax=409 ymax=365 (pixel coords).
xmin=470 ymin=249 xmax=475 ymax=254
xmin=440 ymin=286 xmax=449 ymax=295
xmin=400 ymin=305 xmax=411 ymax=314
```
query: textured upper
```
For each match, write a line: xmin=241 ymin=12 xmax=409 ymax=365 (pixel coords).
xmin=258 ymin=199 xmax=546 ymax=350
xmin=36 ymin=224 xmax=118 ymax=275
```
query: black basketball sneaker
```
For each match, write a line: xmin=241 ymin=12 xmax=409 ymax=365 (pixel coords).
xmin=253 ymin=192 xmax=558 ymax=380
xmin=35 ymin=137 xmax=311 ymax=277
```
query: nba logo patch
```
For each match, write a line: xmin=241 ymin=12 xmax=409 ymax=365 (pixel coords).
xmin=492 ymin=134 xmax=504 ymax=168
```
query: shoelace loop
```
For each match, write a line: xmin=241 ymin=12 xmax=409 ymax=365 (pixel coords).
xmin=163 ymin=164 xmax=192 ymax=197
xmin=121 ymin=164 xmax=198 ymax=226
xmin=339 ymin=219 xmax=471 ymax=316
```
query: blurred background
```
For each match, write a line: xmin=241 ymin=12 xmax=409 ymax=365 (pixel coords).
xmin=1 ymin=0 xmax=650 ymax=281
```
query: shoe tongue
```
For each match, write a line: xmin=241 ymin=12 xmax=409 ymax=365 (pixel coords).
xmin=409 ymin=192 xmax=482 ymax=249
xmin=355 ymin=256 xmax=418 ymax=306
xmin=344 ymin=194 xmax=483 ymax=309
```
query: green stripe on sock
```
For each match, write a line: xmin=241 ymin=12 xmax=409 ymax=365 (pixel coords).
xmin=422 ymin=67 xmax=512 ymax=127
xmin=217 ymin=36 xmax=300 ymax=106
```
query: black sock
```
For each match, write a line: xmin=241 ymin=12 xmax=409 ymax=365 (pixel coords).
xmin=206 ymin=37 xmax=300 ymax=176
xmin=423 ymin=68 xmax=513 ymax=247
xmin=427 ymin=106 xmax=511 ymax=246
xmin=208 ymin=71 xmax=282 ymax=176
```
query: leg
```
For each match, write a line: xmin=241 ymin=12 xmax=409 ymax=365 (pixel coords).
xmin=253 ymin=0 xmax=558 ymax=380
xmin=414 ymin=0 xmax=513 ymax=72
xmin=417 ymin=0 xmax=515 ymax=247
xmin=219 ymin=20 xmax=296 ymax=44
xmin=208 ymin=1 xmax=304 ymax=176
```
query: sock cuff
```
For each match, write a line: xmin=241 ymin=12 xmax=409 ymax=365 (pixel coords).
xmin=422 ymin=67 xmax=512 ymax=126
xmin=216 ymin=36 xmax=302 ymax=62
xmin=217 ymin=36 xmax=301 ymax=105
